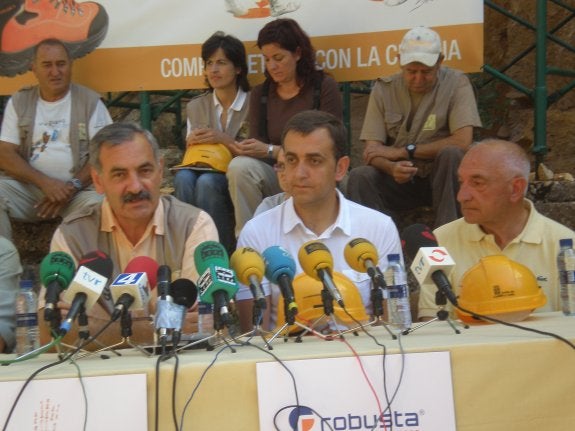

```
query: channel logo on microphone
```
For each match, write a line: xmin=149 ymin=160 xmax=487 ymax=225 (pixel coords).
xmin=288 ymin=406 xmax=317 ymax=431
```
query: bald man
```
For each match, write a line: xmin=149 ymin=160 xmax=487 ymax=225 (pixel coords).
xmin=418 ymin=139 xmax=575 ymax=319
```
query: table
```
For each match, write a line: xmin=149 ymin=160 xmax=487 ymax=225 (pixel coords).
xmin=1 ymin=312 xmax=574 ymax=430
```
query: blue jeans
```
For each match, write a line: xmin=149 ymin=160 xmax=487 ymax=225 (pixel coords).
xmin=174 ymin=169 xmax=235 ymax=253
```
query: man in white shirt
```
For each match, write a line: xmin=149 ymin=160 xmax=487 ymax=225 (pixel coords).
xmin=0 ymin=38 xmax=112 ymax=240
xmin=236 ymin=110 xmax=402 ymax=331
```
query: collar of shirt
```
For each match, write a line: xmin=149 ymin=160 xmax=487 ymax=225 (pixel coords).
xmin=466 ymin=199 xmax=542 ymax=248
xmin=212 ymin=88 xmax=247 ymax=131
xmin=100 ymin=197 xmax=166 ymax=241
xmin=281 ymin=189 xmax=353 ymax=239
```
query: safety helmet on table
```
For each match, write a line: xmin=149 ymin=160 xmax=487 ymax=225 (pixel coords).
xmin=456 ymin=255 xmax=546 ymax=323
xmin=275 ymin=271 xmax=369 ymax=334
xmin=175 ymin=143 xmax=232 ymax=172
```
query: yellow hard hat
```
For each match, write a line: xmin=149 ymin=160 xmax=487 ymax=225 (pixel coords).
xmin=175 ymin=143 xmax=232 ymax=172
xmin=275 ymin=271 xmax=369 ymax=334
xmin=457 ymin=255 xmax=547 ymax=323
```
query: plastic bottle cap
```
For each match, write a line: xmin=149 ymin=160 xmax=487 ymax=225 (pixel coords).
xmin=560 ymin=238 xmax=573 ymax=248
xmin=387 ymin=254 xmax=400 ymax=262
xmin=19 ymin=280 xmax=34 ymax=290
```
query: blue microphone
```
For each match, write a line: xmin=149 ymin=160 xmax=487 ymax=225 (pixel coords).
xmin=262 ymin=246 xmax=298 ymax=317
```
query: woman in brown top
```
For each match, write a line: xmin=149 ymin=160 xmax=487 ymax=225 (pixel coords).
xmin=227 ymin=18 xmax=343 ymax=235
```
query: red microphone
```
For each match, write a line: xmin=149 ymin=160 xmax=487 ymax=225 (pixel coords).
xmin=124 ymin=256 xmax=159 ymax=290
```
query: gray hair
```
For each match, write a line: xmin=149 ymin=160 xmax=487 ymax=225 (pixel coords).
xmin=89 ymin=122 xmax=160 ymax=172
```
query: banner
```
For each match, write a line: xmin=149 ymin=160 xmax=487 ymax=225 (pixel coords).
xmin=256 ymin=351 xmax=456 ymax=431
xmin=0 ymin=0 xmax=483 ymax=94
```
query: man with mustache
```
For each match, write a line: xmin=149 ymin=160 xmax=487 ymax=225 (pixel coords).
xmin=0 ymin=38 xmax=112 ymax=241
xmin=40 ymin=122 xmax=219 ymax=348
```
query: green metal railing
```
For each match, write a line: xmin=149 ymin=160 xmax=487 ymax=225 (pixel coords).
xmin=482 ymin=0 xmax=575 ymax=166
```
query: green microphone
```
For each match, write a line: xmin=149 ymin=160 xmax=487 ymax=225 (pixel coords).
xmin=194 ymin=241 xmax=238 ymax=327
xmin=40 ymin=251 xmax=76 ymax=322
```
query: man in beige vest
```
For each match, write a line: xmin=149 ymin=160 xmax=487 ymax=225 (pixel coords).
xmin=346 ymin=26 xmax=482 ymax=228
xmin=41 ymin=122 xmax=219 ymax=348
xmin=0 ymin=38 xmax=111 ymax=240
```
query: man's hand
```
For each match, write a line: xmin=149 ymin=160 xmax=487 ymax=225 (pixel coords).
xmin=391 ymin=160 xmax=418 ymax=184
xmin=363 ymin=142 xmax=405 ymax=165
xmin=35 ymin=180 xmax=76 ymax=218
xmin=234 ymin=138 xmax=270 ymax=158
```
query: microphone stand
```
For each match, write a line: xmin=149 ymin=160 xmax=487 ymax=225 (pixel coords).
xmin=294 ymin=286 xmax=343 ymax=342
xmin=366 ymin=280 xmax=397 ymax=340
xmin=267 ymin=297 xmax=323 ymax=344
xmin=403 ymin=290 xmax=469 ymax=335
xmin=236 ymin=298 xmax=273 ymax=349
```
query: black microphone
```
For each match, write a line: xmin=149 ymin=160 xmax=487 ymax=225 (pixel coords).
xmin=170 ymin=278 xmax=198 ymax=347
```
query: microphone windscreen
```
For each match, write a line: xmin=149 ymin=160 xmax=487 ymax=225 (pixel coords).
xmin=230 ymin=247 xmax=265 ymax=285
xmin=401 ymin=224 xmax=438 ymax=261
xmin=343 ymin=238 xmax=379 ymax=273
xmin=170 ymin=278 xmax=198 ymax=308
xmin=78 ymin=250 xmax=113 ymax=278
xmin=40 ymin=251 xmax=76 ymax=287
xmin=262 ymin=246 xmax=296 ymax=284
xmin=298 ymin=241 xmax=333 ymax=280
xmin=194 ymin=241 xmax=229 ymax=275
xmin=125 ymin=256 xmax=159 ymax=289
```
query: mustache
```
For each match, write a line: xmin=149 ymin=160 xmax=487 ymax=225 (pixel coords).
xmin=122 ymin=190 xmax=151 ymax=203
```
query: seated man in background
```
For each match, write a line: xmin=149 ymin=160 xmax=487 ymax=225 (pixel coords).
xmin=0 ymin=236 xmax=21 ymax=353
xmin=0 ymin=38 xmax=112 ymax=241
xmin=39 ymin=123 xmax=219 ymax=348
xmin=418 ymin=139 xmax=575 ymax=320
xmin=236 ymin=110 xmax=402 ymax=332
xmin=346 ymin=26 xmax=482 ymax=228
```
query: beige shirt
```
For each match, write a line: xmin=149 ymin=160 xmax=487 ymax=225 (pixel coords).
xmin=50 ymin=198 xmax=217 ymax=282
xmin=418 ymin=200 xmax=575 ymax=319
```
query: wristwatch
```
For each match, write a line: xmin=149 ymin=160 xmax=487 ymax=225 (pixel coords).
xmin=406 ymin=143 xmax=417 ymax=160
xmin=67 ymin=177 xmax=83 ymax=192
xmin=267 ymin=144 xmax=274 ymax=159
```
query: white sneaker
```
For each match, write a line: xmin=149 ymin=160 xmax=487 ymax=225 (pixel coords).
xmin=269 ymin=0 xmax=301 ymax=17
xmin=225 ymin=0 xmax=248 ymax=17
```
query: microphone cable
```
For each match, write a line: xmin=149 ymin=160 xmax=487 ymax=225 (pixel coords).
xmin=178 ymin=342 xmax=241 ymax=431
xmin=339 ymin=307 xmax=406 ymax=431
xmin=452 ymin=303 xmax=575 ymax=350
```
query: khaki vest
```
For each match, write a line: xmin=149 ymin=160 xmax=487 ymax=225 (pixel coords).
xmin=11 ymin=83 xmax=101 ymax=175
xmin=58 ymin=195 xmax=203 ymax=313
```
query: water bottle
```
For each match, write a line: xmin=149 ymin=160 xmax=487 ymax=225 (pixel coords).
xmin=557 ymin=238 xmax=575 ymax=316
xmin=197 ymin=301 xmax=214 ymax=336
xmin=384 ymin=254 xmax=412 ymax=333
xmin=15 ymin=278 xmax=40 ymax=355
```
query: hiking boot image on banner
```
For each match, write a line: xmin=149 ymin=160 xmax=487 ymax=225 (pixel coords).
xmin=0 ymin=0 xmax=109 ymax=77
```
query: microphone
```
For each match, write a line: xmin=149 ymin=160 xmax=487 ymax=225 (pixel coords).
xmin=126 ymin=256 xmax=159 ymax=291
xmin=39 ymin=251 xmax=76 ymax=322
xmin=402 ymin=223 xmax=437 ymax=261
xmin=230 ymin=247 xmax=267 ymax=309
xmin=261 ymin=246 xmax=298 ymax=318
xmin=344 ymin=238 xmax=386 ymax=287
xmin=298 ymin=241 xmax=345 ymax=307
xmin=194 ymin=241 xmax=238 ymax=327
xmin=109 ymin=256 xmax=159 ymax=321
xmin=156 ymin=264 xmax=171 ymax=299
xmin=170 ymin=278 xmax=198 ymax=346
xmin=404 ymin=225 xmax=458 ymax=306
xmin=59 ymin=251 xmax=113 ymax=335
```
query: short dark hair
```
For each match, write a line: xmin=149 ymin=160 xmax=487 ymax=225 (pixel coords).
xmin=202 ymin=31 xmax=250 ymax=92
xmin=33 ymin=38 xmax=71 ymax=62
xmin=89 ymin=123 xmax=160 ymax=172
xmin=281 ymin=110 xmax=347 ymax=160
xmin=257 ymin=18 xmax=319 ymax=89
